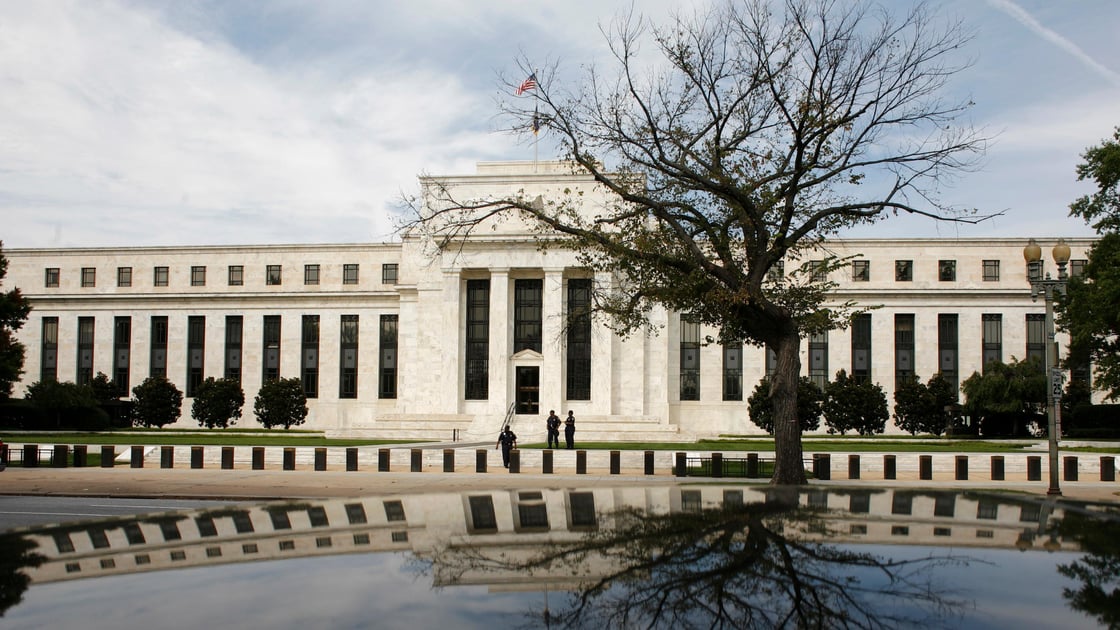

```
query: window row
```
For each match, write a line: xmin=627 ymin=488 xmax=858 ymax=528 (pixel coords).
xmin=40 ymin=314 xmax=399 ymax=401
xmin=45 ymin=263 xmax=400 ymax=288
xmin=678 ymin=312 xmax=1088 ymax=402
xmin=800 ymin=257 xmax=1086 ymax=283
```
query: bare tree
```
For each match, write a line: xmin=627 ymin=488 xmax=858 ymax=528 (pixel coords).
xmin=411 ymin=0 xmax=989 ymax=484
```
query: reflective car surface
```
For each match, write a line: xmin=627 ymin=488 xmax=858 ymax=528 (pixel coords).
xmin=1 ymin=485 xmax=1117 ymax=629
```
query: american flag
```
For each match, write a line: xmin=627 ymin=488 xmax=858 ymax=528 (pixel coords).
xmin=515 ymin=73 xmax=537 ymax=96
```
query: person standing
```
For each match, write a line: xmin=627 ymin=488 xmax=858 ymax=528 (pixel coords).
xmin=546 ymin=410 xmax=561 ymax=449
xmin=495 ymin=426 xmax=518 ymax=468
xmin=564 ymin=411 xmax=576 ymax=449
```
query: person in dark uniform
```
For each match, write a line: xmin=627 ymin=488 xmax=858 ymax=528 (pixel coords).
xmin=495 ymin=426 xmax=518 ymax=468
xmin=564 ymin=411 xmax=576 ymax=449
xmin=546 ymin=410 xmax=561 ymax=449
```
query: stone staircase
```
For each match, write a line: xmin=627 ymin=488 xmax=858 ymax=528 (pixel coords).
xmin=327 ymin=413 xmax=694 ymax=443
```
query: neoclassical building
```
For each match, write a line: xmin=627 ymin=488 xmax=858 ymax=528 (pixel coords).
xmin=4 ymin=161 xmax=1095 ymax=440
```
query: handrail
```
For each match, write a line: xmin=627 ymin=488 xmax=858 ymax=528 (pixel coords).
xmin=500 ymin=401 xmax=516 ymax=432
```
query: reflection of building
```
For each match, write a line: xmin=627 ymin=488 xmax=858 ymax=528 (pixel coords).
xmin=10 ymin=486 xmax=1087 ymax=586
xmin=4 ymin=161 xmax=1096 ymax=439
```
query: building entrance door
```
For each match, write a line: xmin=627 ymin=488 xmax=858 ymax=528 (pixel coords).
xmin=515 ymin=366 xmax=540 ymax=415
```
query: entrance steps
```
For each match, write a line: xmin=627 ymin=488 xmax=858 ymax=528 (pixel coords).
xmin=327 ymin=414 xmax=694 ymax=443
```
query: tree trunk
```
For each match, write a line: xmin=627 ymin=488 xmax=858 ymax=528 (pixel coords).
xmin=769 ymin=330 xmax=807 ymax=485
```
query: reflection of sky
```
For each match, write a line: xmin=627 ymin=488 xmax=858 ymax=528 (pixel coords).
xmin=2 ymin=544 xmax=1100 ymax=630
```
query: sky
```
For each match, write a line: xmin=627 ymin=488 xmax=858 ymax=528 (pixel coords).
xmin=1 ymin=0 xmax=1118 ymax=249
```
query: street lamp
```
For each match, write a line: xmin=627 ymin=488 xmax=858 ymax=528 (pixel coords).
xmin=1023 ymin=238 xmax=1070 ymax=496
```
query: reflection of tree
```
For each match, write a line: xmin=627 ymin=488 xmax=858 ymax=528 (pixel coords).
xmin=1055 ymin=512 xmax=1120 ymax=628
xmin=0 ymin=533 xmax=45 ymax=617
xmin=433 ymin=494 xmax=971 ymax=629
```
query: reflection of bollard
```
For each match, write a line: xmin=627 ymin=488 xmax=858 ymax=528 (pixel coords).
xmin=315 ymin=448 xmax=327 ymax=471
xmin=542 ymin=449 xmax=553 ymax=474
xmin=161 ymin=446 xmax=174 ymax=469
xmin=1026 ymin=456 xmax=1042 ymax=481
xmin=131 ymin=445 xmax=144 ymax=468
xmin=848 ymin=454 xmax=860 ymax=480
xmin=991 ymin=455 xmax=1005 ymax=481
xmin=476 ymin=449 xmax=487 ymax=473
xmin=509 ymin=450 xmax=520 ymax=474
xmin=101 ymin=445 xmax=116 ymax=468
xmin=346 ymin=447 xmax=358 ymax=472
xmin=283 ymin=447 xmax=296 ymax=471
xmin=53 ymin=444 xmax=69 ymax=468
xmin=610 ymin=450 xmax=621 ymax=475
xmin=747 ymin=453 xmax=759 ymax=478
xmin=22 ymin=444 xmax=39 ymax=468
xmin=444 ymin=449 xmax=455 ymax=473
xmin=73 ymin=444 xmax=87 ymax=468
xmin=252 ymin=447 xmax=265 ymax=470
xmin=410 ymin=449 xmax=423 ymax=472
xmin=919 ymin=455 xmax=933 ymax=480
xmin=675 ymin=452 xmax=687 ymax=477
xmin=1102 ymin=456 xmax=1116 ymax=482
xmin=378 ymin=448 xmax=390 ymax=472
xmin=644 ymin=450 xmax=655 ymax=476
xmin=955 ymin=455 xmax=968 ymax=481
xmin=711 ymin=452 xmax=723 ymax=478
xmin=883 ymin=455 xmax=896 ymax=480
xmin=191 ymin=446 xmax=204 ymax=469
xmin=221 ymin=447 xmax=234 ymax=470
xmin=1064 ymin=456 xmax=1078 ymax=482
xmin=576 ymin=450 xmax=587 ymax=475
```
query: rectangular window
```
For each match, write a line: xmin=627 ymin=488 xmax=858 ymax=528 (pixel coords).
xmin=765 ymin=345 xmax=777 ymax=377
xmin=465 ymin=279 xmax=490 ymax=400
xmin=382 ymin=263 xmax=398 ymax=284
xmin=339 ymin=315 xmax=358 ymax=399
xmin=191 ymin=266 xmax=206 ymax=287
xmin=894 ymin=314 xmax=915 ymax=389
xmin=1026 ymin=314 xmax=1046 ymax=369
xmin=982 ymin=314 xmax=1002 ymax=370
xmin=81 ymin=267 xmax=96 ymax=287
xmin=77 ymin=317 xmax=94 ymax=385
xmin=809 ymin=331 xmax=828 ymax=390
xmin=566 ymin=278 xmax=592 ymax=400
xmin=895 ymin=260 xmax=913 ymax=282
xmin=768 ymin=260 xmax=784 ymax=282
xmin=301 ymin=315 xmax=319 ymax=398
xmin=810 ymin=260 xmax=827 ymax=282
xmin=938 ymin=314 xmax=959 ymax=394
xmin=150 ymin=316 xmax=168 ymax=378
xmin=304 ymin=264 xmax=320 ymax=285
xmin=1027 ymin=259 xmax=1044 ymax=282
xmin=852 ymin=260 xmax=870 ymax=282
xmin=514 ymin=278 xmax=543 ymax=353
xmin=187 ymin=316 xmax=205 ymax=397
xmin=851 ymin=314 xmax=871 ymax=382
xmin=267 ymin=265 xmax=282 ymax=286
xmin=1070 ymin=259 xmax=1088 ymax=278
xmin=113 ymin=316 xmax=131 ymax=397
xmin=228 ymin=265 xmax=244 ymax=286
xmin=45 ymin=267 xmax=60 ymax=288
xmin=263 ymin=315 xmax=281 ymax=382
xmin=225 ymin=316 xmax=243 ymax=382
xmin=679 ymin=314 xmax=700 ymax=401
xmin=343 ymin=264 xmax=359 ymax=285
xmin=379 ymin=314 xmax=398 ymax=399
xmin=117 ymin=267 xmax=132 ymax=287
xmin=154 ymin=266 xmax=169 ymax=287
xmin=939 ymin=260 xmax=956 ymax=282
xmin=41 ymin=317 xmax=59 ymax=382
xmin=982 ymin=260 xmax=1000 ymax=281
xmin=722 ymin=342 xmax=743 ymax=401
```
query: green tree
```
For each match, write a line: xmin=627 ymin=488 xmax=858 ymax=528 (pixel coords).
xmin=24 ymin=380 xmax=101 ymax=428
xmin=254 ymin=377 xmax=308 ymax=430
xmin=1069 ymin=127 xmax=1120 ymax=232
xmin=1060 ymin=233 xmax=1120 ymax=401
xmin=191 ymin=377 xmax=245 ymax=429
xmin=893 ymin=373 xmax=958 ymax=436
xmin=0 ymin=242 xmax=32 ymax=399
xmin=822 ymin=370 xmax=888 ymax=436
xmin=415 ymin=1 xmax=987 ymax=483
xmin=131 ymin=376 xmax=183 ymax=428
xmin=960 ymin=358 xmax=1045 ymax=437
xmin=89 ymin=372 xmax=118 ymax=404
xmin=748 ymin=376 xmax=822 ymax=435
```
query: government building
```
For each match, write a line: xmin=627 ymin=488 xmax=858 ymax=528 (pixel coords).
xmin=3 ymin=161 xmax=1094 ymax=440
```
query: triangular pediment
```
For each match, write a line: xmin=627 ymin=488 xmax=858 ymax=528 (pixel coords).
xmin=511 ymin=348 xmax=543 ymax=361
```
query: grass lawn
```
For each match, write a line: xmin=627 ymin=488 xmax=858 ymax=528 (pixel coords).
xmin=0 ymin=431 xmax=420 ymax=447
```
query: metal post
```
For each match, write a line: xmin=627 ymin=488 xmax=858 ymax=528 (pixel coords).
xmin=1044 ymin=283 xmax=1061 ymax=495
